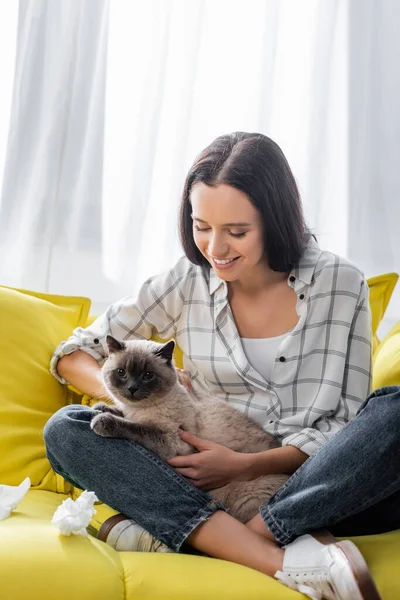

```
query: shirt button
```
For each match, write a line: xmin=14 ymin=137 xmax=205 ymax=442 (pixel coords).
xmin=299 ymin=294 xmax=305 ymax=300
xmin=94 ymin=338 xmax=99 ymax=344
xmin=289 ymin=276 xmax=295 ymax=282
xmin=279 ymin=356 xmax=286 ymax=362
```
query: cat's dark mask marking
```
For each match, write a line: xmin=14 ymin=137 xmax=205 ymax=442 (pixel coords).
xmin=103 ymin=338 xmax=177 ymax=403
xmin=106 ymin=335 xmax=126 ymax=354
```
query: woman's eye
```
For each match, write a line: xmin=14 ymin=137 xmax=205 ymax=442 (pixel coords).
xmin=116 ymin=368 xmax=126 ymax=377
xmin=194 ymin=225 xmax=246 ymax=238
xmin=143 ymin=372 xmax=154 ymax=381
xmin=229 ymin=231 xmax=246 ymax=238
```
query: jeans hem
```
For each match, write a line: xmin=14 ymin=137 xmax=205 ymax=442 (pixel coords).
xmin=259 ymin=503 xmax=294 ymax=546
xmin=168 ymin=500 xmax=228 ymax=552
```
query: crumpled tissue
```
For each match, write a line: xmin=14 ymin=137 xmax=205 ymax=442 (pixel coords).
xmin=51 ymin=490 xmax=98 ymax=536
xmin=0 ymin=477 xmax=31 ymax=520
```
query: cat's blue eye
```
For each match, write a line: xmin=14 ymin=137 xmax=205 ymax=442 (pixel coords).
xmin=116 ymin=368 xmax=126 ymax=377
xmin=143 ymin=372 xmax=154 ymax=381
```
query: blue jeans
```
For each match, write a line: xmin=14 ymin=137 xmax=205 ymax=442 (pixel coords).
xmin=43 ymin=386 xmax=400 ymax=550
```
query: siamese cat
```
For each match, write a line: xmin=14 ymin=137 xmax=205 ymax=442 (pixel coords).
xmin=91 ymin=336 xmax=289 ymax=523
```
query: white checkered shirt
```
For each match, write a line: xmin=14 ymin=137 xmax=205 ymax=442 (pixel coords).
xmin=51 ymin=239 xmax=372 ymax=456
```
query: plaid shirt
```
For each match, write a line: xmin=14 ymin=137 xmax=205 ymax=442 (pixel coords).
xmin=51 ymin=239 xmax=372 ymax=456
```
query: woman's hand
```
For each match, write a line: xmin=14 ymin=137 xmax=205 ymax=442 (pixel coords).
xmin=167 ymin=430 xmax=254 ymax=491
xmin=175 ymin=368 xmax=192 ymax=392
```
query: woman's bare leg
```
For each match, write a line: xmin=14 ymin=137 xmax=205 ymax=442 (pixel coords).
xmin=245 ymin=512 xmax=337 ymax=546
xmin=186 ymin=510 xmax=284 ymax=577
xmin=245 ymin=512 xmax=277 ymax=541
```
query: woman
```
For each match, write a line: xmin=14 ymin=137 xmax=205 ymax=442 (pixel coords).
xmin=44 ymin=132 xmax=398 ymax=600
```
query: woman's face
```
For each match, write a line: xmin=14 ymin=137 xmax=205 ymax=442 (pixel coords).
xmin=190 ymin=183 xmax=268 ymax=284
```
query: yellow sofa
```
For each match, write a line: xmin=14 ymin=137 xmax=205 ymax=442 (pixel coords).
xmin=1 ymin=274 xmax=400 ymax=600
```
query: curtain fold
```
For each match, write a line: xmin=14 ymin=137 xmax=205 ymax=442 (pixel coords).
xmin=0 ymin=2 xmax=18 ymax=202
xmin=0 ymin=0 xmax=113 ymax=306
xmin=348 ymin=0 xmax=400 ymax=333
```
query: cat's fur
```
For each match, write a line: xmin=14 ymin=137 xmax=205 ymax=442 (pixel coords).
xmin=91 ymin=336 xmax=289 ymax=523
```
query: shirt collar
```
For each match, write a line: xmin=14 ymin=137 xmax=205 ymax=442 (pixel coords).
xmin=209 ymin=266 xmax=226 ymax=296
xmin=291 ymin=236 xmax=322 ymax=286
xmin=208 ymin=236 xmax=322 ymax=295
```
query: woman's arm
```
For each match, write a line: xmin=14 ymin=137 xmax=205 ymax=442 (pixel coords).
xmin=57 ymin=351 xmax=110 ymax=400
xmin=50 ymin=257 xmax=191 ymax=387
xmin=242 ymin=445 xmax=309 ymax=479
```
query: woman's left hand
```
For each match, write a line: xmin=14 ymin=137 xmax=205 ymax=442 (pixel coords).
xmin=167 ymin=429 xmax=251 ymax=491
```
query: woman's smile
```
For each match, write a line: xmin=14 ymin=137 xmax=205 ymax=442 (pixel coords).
xmin=209 ymin=255 xmax=241 ymax=270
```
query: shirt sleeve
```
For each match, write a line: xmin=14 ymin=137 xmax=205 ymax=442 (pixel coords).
xmin=282 ymin=277 xmax=372 ymax=456
xmin=50 ymin=257 xmax=192 ymax=384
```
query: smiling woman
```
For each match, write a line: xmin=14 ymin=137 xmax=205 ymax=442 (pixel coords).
xmin=179 ymin=133 xmax=309 ymax=276
xmin=44 ymin=132 xmax=391 ymax=600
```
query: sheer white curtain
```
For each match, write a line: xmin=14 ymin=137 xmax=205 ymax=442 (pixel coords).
xmin=0 ymin=0 xmax=119 ymax=307
xmin=0 ymin=0 xmax=399 ymax=323
xmin=0 ymin=2 xmax=18 ymax=201
xmin=348 ymin=0 xmax=400 ymax=334
xmin=103 ymin=0 xmax=349 ymax=294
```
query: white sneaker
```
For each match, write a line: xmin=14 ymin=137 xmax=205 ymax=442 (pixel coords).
xmin=97 ymin=514 xmax=174 ymax=553
xmin=275 ymin=534 xmax=382 ymax=600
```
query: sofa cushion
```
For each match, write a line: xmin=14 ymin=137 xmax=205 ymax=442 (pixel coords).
xmin=366 ymin=272 xmax=399 ymax=355
xmin=0 ymin=489 xmax=125 ymax=600
xmin=5 ymin=489 xmax=397 ymax=600
xmin=0 ymin=286 xmax=90 ymax=490
xmin=372 ymin=320 xmax=400 ymax=390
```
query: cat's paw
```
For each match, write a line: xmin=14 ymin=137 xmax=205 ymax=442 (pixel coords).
xmin=91 ymin=412 xmax=118 ymax=437
xmin=93 ymin=402 xmax=123 ymax=416
xmin=93 ymin=402 xmax=112 ymax=413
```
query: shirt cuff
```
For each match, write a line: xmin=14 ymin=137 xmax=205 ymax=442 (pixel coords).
xmin=281 ymin=428 xmax=329 ymax=457
xmin=50 ymin=342 xmax=104 ymax=385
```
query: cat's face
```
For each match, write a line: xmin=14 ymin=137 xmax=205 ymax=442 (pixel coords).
xmin=102 ymin=337 xmax=177 ymax=405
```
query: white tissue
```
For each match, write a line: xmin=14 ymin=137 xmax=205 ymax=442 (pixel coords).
xmin=51 ymin=490 xmax=98 ymax=536
xmin=0 ymin=477 xmax=31 ymax=520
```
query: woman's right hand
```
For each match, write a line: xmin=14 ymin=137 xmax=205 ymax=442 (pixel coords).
xmin=176 ymin=368 xmax=192 ymax=392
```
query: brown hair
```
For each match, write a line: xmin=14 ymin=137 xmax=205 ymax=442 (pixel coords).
xmin=179 ymin=132 xmax=311 ymax=272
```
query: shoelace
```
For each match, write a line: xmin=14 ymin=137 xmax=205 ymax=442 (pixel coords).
xmin=275 ymin=570 xmax=335 ymax=600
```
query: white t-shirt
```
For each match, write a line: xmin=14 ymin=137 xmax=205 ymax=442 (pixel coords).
xmin=241 ymin=331 xmax=293 ymax=383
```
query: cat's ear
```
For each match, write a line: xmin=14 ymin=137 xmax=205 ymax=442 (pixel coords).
xmin=153 ymin=340 xmax=175 ymax=366
xmin=106 ymin=335 xmax=125 ymax=354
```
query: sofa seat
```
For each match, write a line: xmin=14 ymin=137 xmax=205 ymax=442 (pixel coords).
xmin=1 ymin=489 xmax=400 ymax=599
xmin=1 ymin=490 xmax=124 ymax=600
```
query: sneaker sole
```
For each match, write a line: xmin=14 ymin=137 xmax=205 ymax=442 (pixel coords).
xmin=333 ymin=540 xmax=382 ymax=600
xmin=97 ymin=513 xmax=129 ymax=542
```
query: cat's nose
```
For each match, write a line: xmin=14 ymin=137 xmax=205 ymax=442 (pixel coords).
xmin=128 ymin=384 xmax=139 ymax=396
